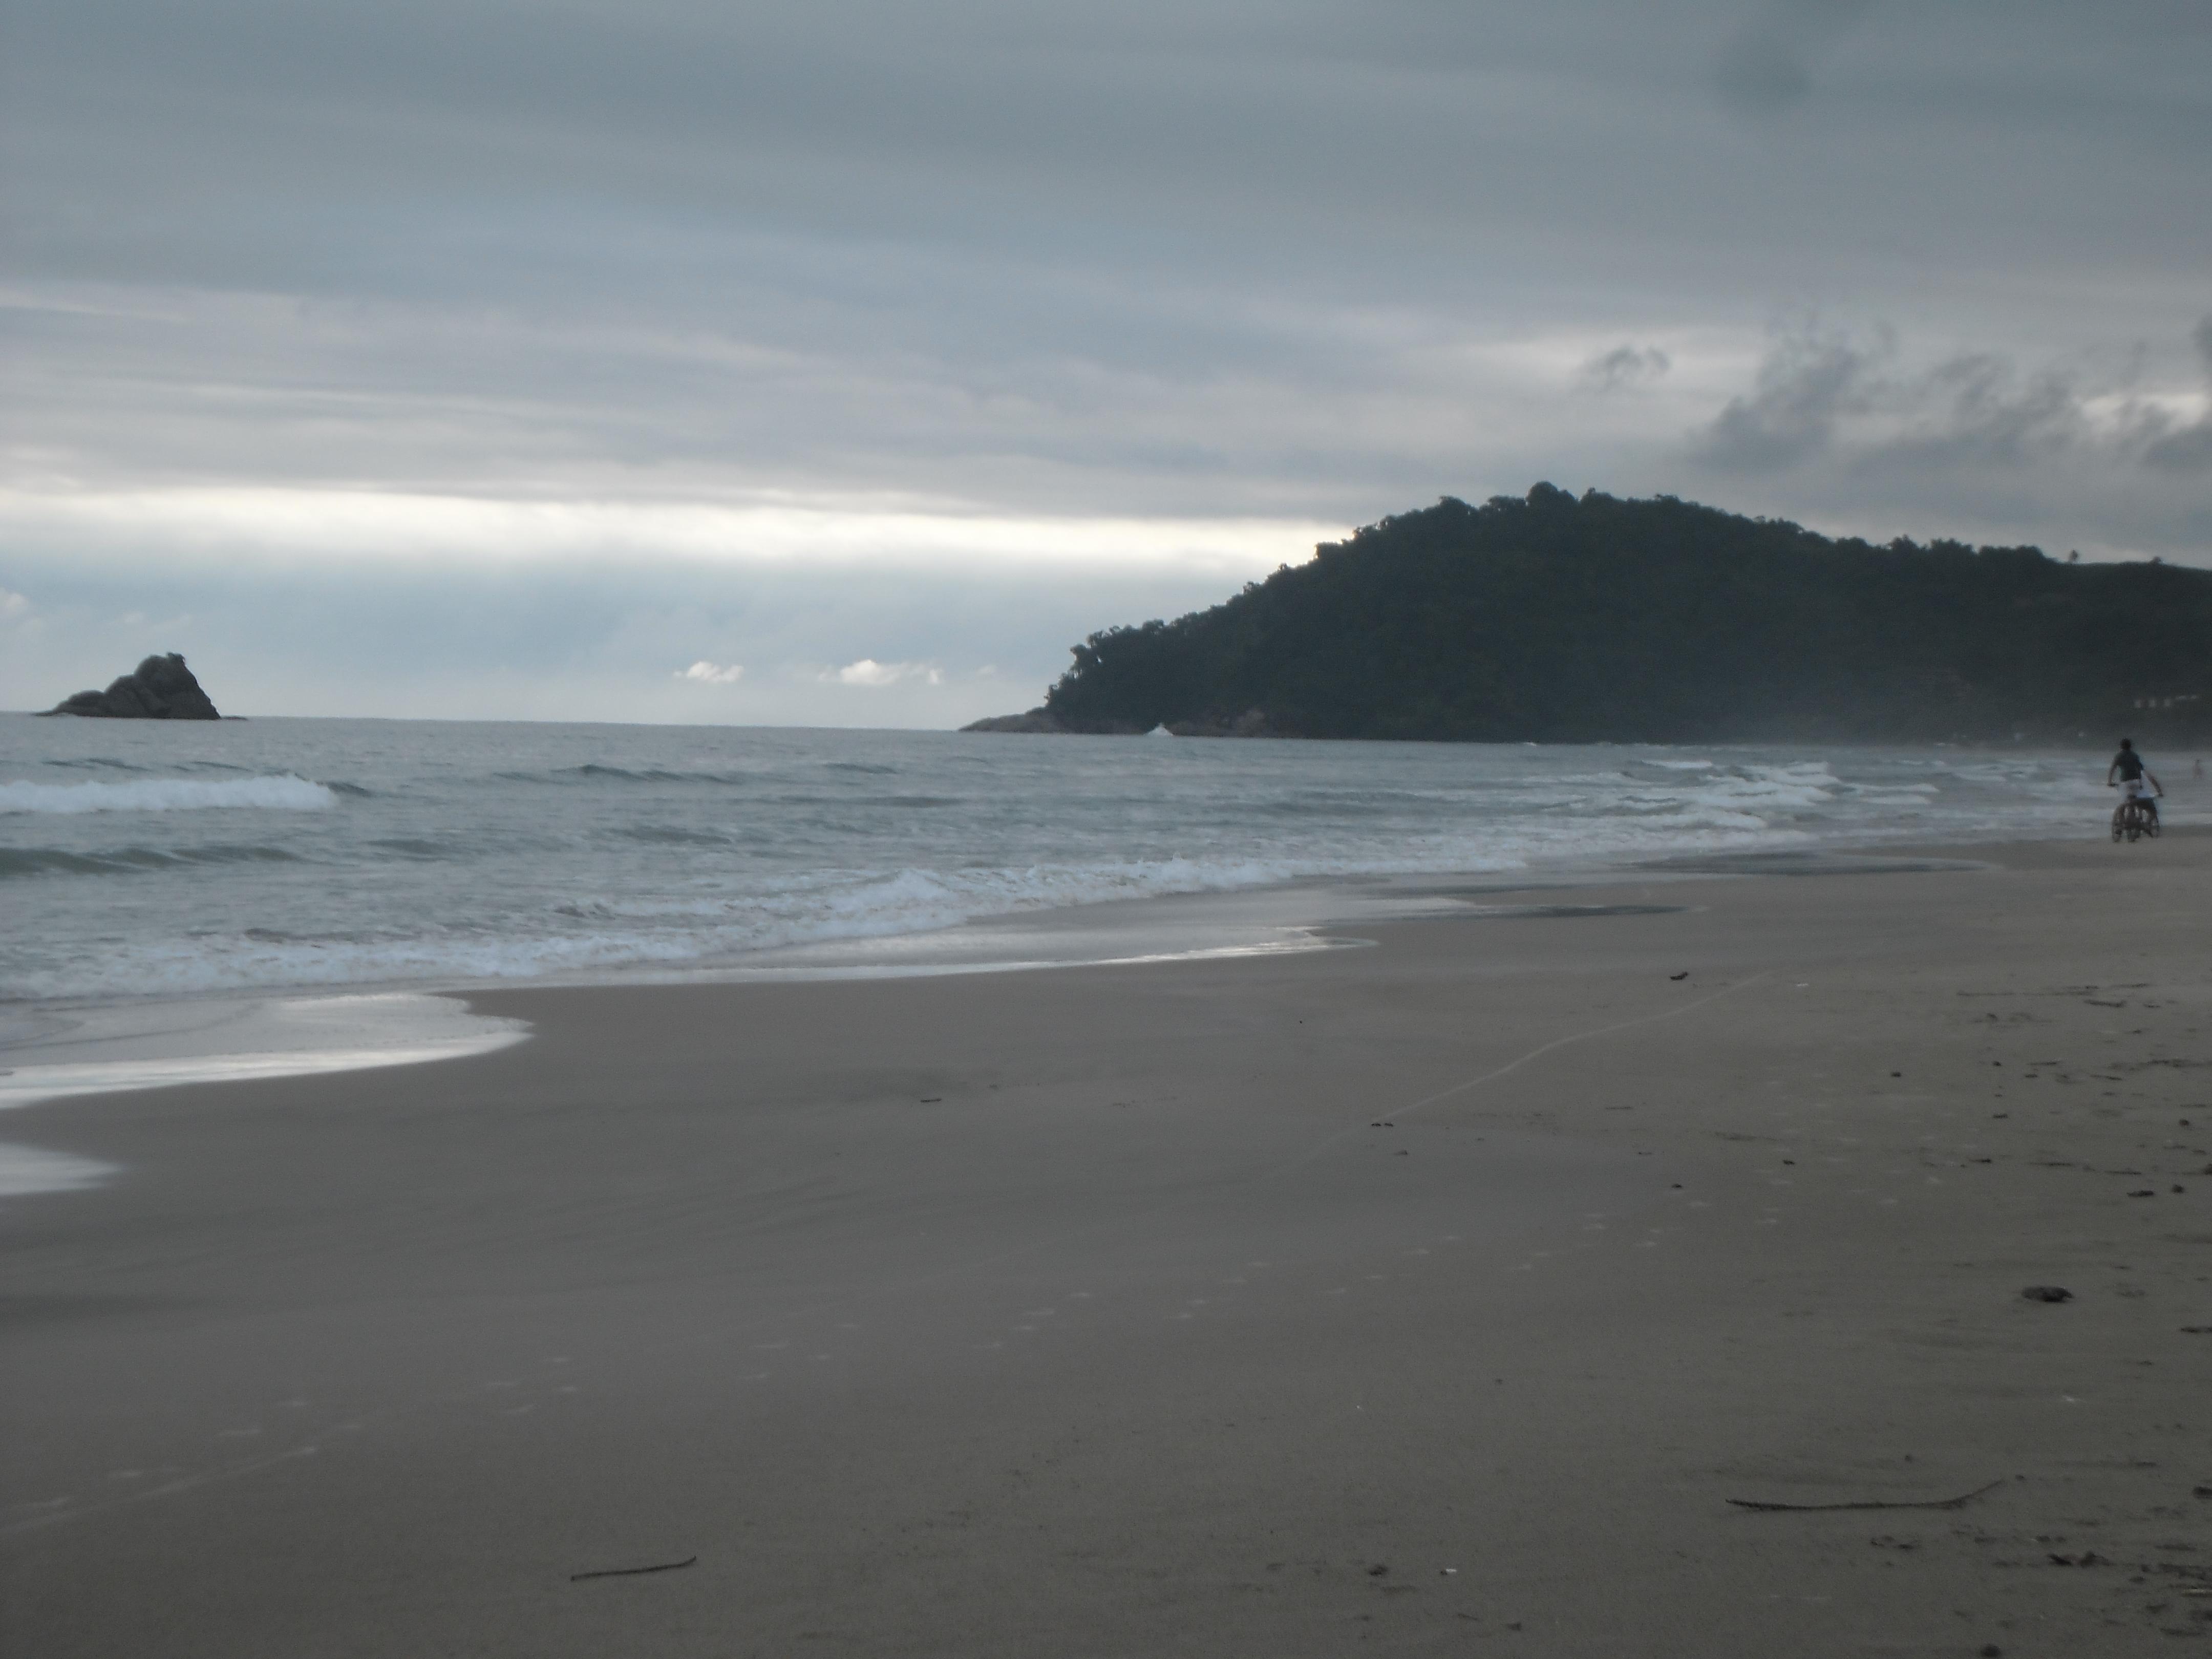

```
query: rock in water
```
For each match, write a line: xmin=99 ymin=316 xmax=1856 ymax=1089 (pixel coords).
xmin=960 ymin=707 xmax=1071 ymax=733
xmin=44 ymin=653 xmax=222 ymax=719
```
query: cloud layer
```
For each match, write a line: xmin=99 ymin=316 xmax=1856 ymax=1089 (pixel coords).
xmin=3 ymin=0 xmax=2207 ymax=719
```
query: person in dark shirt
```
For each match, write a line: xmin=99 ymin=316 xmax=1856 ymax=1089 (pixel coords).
xmin=2107 ymin=738 xmax=2162 ymax=827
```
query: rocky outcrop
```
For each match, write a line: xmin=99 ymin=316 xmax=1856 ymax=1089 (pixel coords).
xmin=961 ymin=707 xmax=1071 ymax=733
xmin=962 ymin=705 xmax=1282 ymax=737
xmin=44 ymin=653 xmax=223 ymax=719
xmin=1163 ymin=708 xmax=1282 ymax=738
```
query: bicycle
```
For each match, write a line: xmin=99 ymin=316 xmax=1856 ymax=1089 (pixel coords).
xmin=2111 ymin=797 xmax=2161 ymax=842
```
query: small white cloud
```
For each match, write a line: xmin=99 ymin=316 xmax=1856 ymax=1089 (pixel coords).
xmin=833 ymin=658 xmax=942 ymax=687
xmin=676 ymin=660 xmax=744 ymax=684
xmin=0 ymin=587 xmax=28 ymax=618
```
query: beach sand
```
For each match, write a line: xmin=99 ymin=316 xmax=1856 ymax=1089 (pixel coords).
xmin=5 ymin=834 xmax=2209 ymax=1656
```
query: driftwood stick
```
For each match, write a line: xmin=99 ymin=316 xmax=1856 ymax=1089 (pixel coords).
xmin=570 ymin=1555 xmax=698 ymax=1582
xmin=1727 ymin=1479 xmax=2006 ymax=1514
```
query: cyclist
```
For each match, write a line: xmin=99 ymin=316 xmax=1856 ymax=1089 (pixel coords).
xmin=2107 ymin=738 xmax=2163 ymax=830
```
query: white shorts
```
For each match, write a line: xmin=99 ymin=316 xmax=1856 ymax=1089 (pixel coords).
xmin=2122 ymin=778 xmax=2155 ymax=800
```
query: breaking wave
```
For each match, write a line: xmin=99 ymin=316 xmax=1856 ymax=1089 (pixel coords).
xmin=0 ymin=775 xmax=338 ymax=816
xmin=3 ymin=720 xmax=2115 ymax=1002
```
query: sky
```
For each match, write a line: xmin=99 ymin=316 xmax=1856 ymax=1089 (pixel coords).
xmin=3 ymin=0 xmax=2208 ymax=724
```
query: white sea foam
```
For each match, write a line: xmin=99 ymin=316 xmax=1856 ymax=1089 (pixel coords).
xmin=0 ymin=992 xmax=528 ymax=1198
xmin=0 ymin=775 xmax=336 ymax=816
xmin=0 ymin=992 xmax=529 ymax=1112
xmin=0 ymin=1143 xmax=117 ymax=1200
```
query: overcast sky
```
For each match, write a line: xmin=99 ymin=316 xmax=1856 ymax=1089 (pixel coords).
xmin=4 ymin=0 xmax=2207 ymax=723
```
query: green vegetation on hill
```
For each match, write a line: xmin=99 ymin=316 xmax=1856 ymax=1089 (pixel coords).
xmin=1030 ymin=485 xmax=2212 ymax=745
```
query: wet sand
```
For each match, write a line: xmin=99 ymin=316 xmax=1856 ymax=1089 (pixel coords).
xmin=5 ymin=833 xmax=2210 ymax=1656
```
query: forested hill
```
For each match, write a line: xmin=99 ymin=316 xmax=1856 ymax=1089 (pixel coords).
xmin=1008 ymin=486 xmax=2211 ymax=746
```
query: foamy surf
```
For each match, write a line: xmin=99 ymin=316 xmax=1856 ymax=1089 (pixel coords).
xmin=0 ymin=1143 xmax=117 ymax=1200
xmin=1 ymin=716 xmax=2138 ymax=1005
xmin=0 ymin=774 xmax=337 ymax=816
xmin=0 ymin=991 xmax=529 ymax=1198
xmin=0 ymin=992 xmax=528 ymax=1112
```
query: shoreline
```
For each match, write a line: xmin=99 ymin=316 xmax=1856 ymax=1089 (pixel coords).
xmin=0 ymin=840 xmax=2056 ymax=1127
xmin=8 ymin=719 xmax=2189 ymax=1017
xmin=4 ymin=829 xmax=2209 ymax=1654
xmin=0 ymin=828 xmax=2177 ymax=1199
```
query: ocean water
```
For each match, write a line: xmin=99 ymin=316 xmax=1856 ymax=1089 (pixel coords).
xmin=1 ymin=714 xmax=2128 ymax=1007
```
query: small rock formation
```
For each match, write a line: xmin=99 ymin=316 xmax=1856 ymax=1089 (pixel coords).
xmin=44 ymin=653 xmax=222 ymax=719
xmin=962 ymin=704 xmax=1283 ymax=737
xmin=1162 ymin=707 xmax=1279 ymax=738
xmin=961 ymin=707 xmax=1068 ymax=733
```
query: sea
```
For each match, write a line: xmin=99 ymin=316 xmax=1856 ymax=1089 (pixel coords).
xmin=0 ymin=714 xmax=2149 ymax=1189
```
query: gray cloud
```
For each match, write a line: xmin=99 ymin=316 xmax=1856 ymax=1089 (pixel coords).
xmin=1696 ymin=316 xmax=2212 ymax=475
xmin=1579 ymin=345 xmax=1673 ymax=391
xmin=2141 ymin=315 xmax=2212 ymax=473
xmin=1684 ymin=314 xmax=2212 ymax=559
xmin=3 ymin=0 xmax=2210 ymax=720
xmin=1697 ymin=329 xmax=1880 ymax=473
xmin=1715 ymin=0 xmax=1877 ymax=116
xmin=1873 ymin=354 xmax=2087 ymax=472
xmin=2145 ymin=423 xmax=2212 ymax=474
